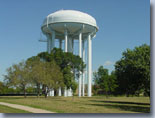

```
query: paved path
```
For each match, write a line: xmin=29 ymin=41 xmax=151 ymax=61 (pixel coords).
xmin=0 ymin=102 xmax=55 ymax=113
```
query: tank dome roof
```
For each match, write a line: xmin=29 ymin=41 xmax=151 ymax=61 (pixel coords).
xmin=42 ymin=10 xmax=98 ymax=29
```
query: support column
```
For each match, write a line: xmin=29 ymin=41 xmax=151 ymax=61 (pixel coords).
xmin=78 ymin=32 xmax=82 ymax=97
xmin=87 ymin=34 xmax=92 ymax=97
xmin=48 ymin=32 xmax=55 ymax=96
xmin=64 ymin=87 xmax=67 ymax=97
xmin=67 ymin=89 xmax=69 ymax=96
xmin=46 ymin=34 xmax=50 ymax=53
xmin=49 ymin=88 xmax=54 ymax=96
xmin=59 ymin=39 xmax=62 ymax=49
xmin=72 ymin=39 xmax=74 ymax=53
xmin=51 ymin=89 xmax=54 ymax=96
xmin=64 ymin=30 xmax=68 ymax=52
xmin=57 ymin=34 xmax=62 ymax=97
xmin=68 ymin=87 xmax=72 ymax=96
xmin=58 ymin=87 xmax=61 ymax=96
xmin=68 ymin=38 xmax=73 ymax=52
xmin=82 ymin=39 xmax=85 ymax=96
xmin=51 ymin=31 xmax=55 ymax=51
xmin=58 ymin=39 xmax=62 ymax=96
xmin=64 ymin=30 xmax=68 ymax=97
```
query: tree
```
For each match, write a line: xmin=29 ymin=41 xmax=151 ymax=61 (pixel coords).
xmin=93 ymin=66 xmax=117 ymax=97
xmin=27 ymin=56 xmax=64 ymax=98
xmin=4 ymin=61 xmax=30 ymax=98
xmin=0 ymin=81 xmax=7 ymax=94
xmin=37 ymin=48 xmax=85 ymax=96
xmin=40 ymin=61 xmax=64 ymax=98
xmin=26 ymin=56 xmax=46 ymax=97
xmin=115 ymin=44 xmax=150 ymax=97
xmin=63 ymin=66 xmax=74 ymax=89
xmin=108 ymin=71 xmax=118 ymax=95
xmin=94 ymin=66 xmax=108 ymax=85
xmin=71 ymin=81 xmax=77 ymax=100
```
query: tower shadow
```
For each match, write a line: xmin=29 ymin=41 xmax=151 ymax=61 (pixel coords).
xmin=88 ymin=100 xmax=150 ymax=113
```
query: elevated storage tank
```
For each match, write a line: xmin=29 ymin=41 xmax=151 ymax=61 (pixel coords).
xmin=41 ymin=10 xmax=98 ymax=97
xmin=41 ymin=10 xmax=98 ymax=39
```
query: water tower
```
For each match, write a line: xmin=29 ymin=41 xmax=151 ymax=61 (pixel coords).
xmin=41 ymin=10 xmax=98 ymax=97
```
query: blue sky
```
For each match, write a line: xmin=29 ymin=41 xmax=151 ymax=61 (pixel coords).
xmin=0 ymin=0 xmax=150 ymax=81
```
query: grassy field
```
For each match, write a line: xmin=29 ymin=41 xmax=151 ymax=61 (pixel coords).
xmin=0 ymin=104 xmax=30 ymax=113
xmin=0 ymin=96 xmax=150 ymax=113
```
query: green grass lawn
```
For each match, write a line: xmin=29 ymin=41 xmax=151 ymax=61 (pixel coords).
xmin=0 ymin=96 xmax=150 ymax=113
xmin=0 ymin=104 xmax=30 ymax=113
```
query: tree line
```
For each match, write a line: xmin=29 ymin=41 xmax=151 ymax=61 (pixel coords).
xmin=2 ymin=48 xmax=85 ymax=98
xmin=93 ymin=44 xmax=150 ymax=97
xmin=0 ymin=44 xmax=150 ymax=98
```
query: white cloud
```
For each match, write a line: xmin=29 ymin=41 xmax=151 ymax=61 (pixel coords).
xmin=104 ymin=61 xmax=114 ymax=66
